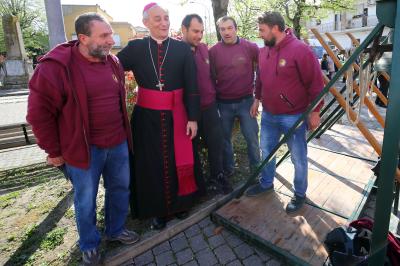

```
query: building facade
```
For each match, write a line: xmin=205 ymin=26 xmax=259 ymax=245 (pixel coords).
xmin=62 ymin=4 xmax=137 ymax=54
xmin=306 ymin=0 xmax=382 ymax=49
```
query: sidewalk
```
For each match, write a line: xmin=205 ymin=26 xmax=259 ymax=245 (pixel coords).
xmin=0 ymin=88 xmax=29 ymax=97
xmin=0 ymin=145 xmax=46 ymax=171
xmin=123 ymin=217 xmax=282 ymax=266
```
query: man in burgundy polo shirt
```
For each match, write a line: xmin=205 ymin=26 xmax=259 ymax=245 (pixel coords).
xmin=246 ymin=12 xmax=324 ymax=213
xmin=181 ymin=14 xmax=233 ymax=194
xmin=209 ymin=16 xmax=261 ymax=179
xmin=27 ymin=13 xmax=138 ymax=265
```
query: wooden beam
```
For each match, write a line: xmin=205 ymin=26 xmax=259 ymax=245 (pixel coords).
xmin=323 ymin=75 xmax=400 ymax=181
xmin=311 ymin=28 xmax=386 ymax=127
xmin=325 ymin=32 xmax=388 ymax=106
xmin=346 ymin=32 xmax=391 ymax=82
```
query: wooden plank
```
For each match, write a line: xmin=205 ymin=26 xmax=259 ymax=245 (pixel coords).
xmin=310 ymin=124 xmax=382 ymax=160
xmin=276 ymin=148 xmax=374 ymax=218
xmin=216 ymin=191 xmax=347 ymax=265
xmin=0 ymin=123 xmax=31 ymax=130
xmin=215 ymin=122 xmax=379 ymax=265
xmin=0 ymin=138 xmax=36 ymax=149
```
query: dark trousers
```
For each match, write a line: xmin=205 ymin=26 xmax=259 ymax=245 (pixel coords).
xmin=375 ymin=75 xmax=389 ymax=107
xmin=198 ymin=103 xmax=224 ymax=179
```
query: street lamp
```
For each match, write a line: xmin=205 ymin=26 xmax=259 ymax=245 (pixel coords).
xmin=188 ymin=0 xmax=212 ymax=44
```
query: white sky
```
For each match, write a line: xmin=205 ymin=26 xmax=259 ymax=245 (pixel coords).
xmin=60 ymin=0 xmax=215 ymax=32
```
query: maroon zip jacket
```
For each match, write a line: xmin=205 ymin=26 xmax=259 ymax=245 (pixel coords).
xmin=256 ymin=30 xmax=324 ymax=114
xmin=27 ymin=40 xmax=132 ymax=169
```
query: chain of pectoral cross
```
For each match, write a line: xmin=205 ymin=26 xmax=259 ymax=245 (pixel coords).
xmin=148 ymin=37 xmax=171 ymax=91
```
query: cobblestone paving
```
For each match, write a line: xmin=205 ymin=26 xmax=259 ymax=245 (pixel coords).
xmin=123 ymin=217 xmax=284 ymax=266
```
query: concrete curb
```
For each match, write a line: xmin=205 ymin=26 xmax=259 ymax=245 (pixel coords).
xmin=0 ymin=89 xmax=29 ymax=97
xmin=104 ymin=193 xmax=230 ymax=266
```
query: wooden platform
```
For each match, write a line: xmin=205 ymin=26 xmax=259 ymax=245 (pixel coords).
xmin=212 ymin=124 xmax=380 ymax=265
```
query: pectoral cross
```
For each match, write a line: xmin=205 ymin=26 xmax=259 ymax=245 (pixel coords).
xmin=156 ymin=81 xmax=164 ymax=91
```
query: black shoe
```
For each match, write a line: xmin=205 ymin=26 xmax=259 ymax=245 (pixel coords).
xmin=286 ymin=195 xmax=306 ymax=213
xmin=106 ymin=228 xmax=140 ymax=245
xmin=175 ymin=211 xmax=189 ymax=220
xmin=217 ymin=173 xmax=233 ymax=194
xmin=245 ymin=183 xmax=274 ymax=197
xmin=151 ymin=217 xmax=166 ymax=230
xmin=82 ymin=248 xmax=101 ymax=266
xmin=223 ymin=169 xmax=235 ymax=178
xmin=207 ymin=178 xmax=223 ymax=194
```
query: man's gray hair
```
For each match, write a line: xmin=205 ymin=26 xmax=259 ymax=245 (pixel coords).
xmin=142 ymin=4 xmax=169 ymax=20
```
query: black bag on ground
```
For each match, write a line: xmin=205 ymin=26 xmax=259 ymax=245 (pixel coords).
xmin=324 ymin=225 xmax=370 ymax=266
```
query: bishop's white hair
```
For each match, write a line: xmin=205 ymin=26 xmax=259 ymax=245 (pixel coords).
xmin=142 ymin=4 xmax=169 ymax=20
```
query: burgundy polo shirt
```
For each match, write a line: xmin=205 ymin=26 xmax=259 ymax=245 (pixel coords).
xmin=193 ymin=43 xmax=216 ymax=109
xmin=74 ymin=46 xmax=126 ymax=148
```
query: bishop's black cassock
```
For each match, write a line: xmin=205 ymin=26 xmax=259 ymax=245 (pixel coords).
xmin=117 ymin=37 xmax=203 ymax=219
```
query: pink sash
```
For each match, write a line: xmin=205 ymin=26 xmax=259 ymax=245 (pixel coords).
xmin=136 ymin=87 xmax=197 ymax=196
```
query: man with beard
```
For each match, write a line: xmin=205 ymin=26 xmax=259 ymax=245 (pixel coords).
xmin=209 ymin=16 xmax=261 ymax=183
xmin=27 ymin=13 xmax=139 ymax=265
xmin=117 ymin=3 xmax=202 ymax=230
xmin=246 ymin=12 xmax=324 ymax=213
xmin=181 ymin=14 xmax=232 ymax=194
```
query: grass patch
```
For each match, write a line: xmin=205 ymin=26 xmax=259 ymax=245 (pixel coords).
xmin=0 ymin=163 xmax=63 ymax=192
xmin=64 ymin=208 xmax=75 ymax=220
xmin=40 ymin=228 xmax=67 ymax=251
xmin=0 ymin=191 xmax=21 ymax=208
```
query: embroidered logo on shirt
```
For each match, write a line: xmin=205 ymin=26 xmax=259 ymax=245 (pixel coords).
xmin=279 ymin=59 xmax=286 ymax=67
xmin=112 ymin=74 xmax=118 ymax=83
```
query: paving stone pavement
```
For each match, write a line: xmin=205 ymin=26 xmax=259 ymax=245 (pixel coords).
xmin=123 ymin=217 xmax=284 ymax=266
xmin=0 ymin=95 xmax=28 ymax=125
xmin=0 ymin=145 xmax=46 ymax=170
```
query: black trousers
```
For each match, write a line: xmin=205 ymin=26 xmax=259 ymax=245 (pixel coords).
xmin=198 ymin=103 xmax=224 ymax=179
xmin=375 ymin=74 xmax=389 ymax=106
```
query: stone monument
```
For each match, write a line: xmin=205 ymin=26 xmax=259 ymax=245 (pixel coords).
xmin=2 ymin=15 xmax=33 ymax=89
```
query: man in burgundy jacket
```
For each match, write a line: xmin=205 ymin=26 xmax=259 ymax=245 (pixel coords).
xmin=27 ymin=13 xmax=138 ymax=265
xmin=209 ymin=16 xmax=261 ymax=181
xmin=246 ymin=12 xmax=324 ymax=213
xmin=181 ymin=14 xmax=232 ymax=194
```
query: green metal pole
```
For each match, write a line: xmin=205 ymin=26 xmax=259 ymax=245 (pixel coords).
xmin=369 ymin=6 xmax=400 ymax=266
xmin=276 ymin=105 xmax=344 ymax=167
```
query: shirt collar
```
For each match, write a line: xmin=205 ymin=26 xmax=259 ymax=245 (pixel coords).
xmin=150 ymin=35 xmax=169 ymax=45
xmin=221 ymin=36 xmax=240 ymax=46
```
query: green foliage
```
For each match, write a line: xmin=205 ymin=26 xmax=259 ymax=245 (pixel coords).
xmin=228 ymin=0 xmax=355 ymax=39
xmin=22 ymin=223 xmax=39 ymax=242
xmin=0 ymin=20 xmax=5 ymax=53
xmin=0 ymin=0 xmax=49 ymax=59
xmin=0 ymin=191 xmax=20 ymax=208
xmin=228 ymin=0 xmax=266 ymax=40
xmin=270 ymin=0 xmax=355 ymax=37
xmin=40 ymin=228 xmax=66 ymax=251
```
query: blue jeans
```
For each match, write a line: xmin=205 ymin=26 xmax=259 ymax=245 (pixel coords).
xmin=65 ymin=141 xmax=130 ymax=251
xmin=259 ymin=111 xmax=308 ymax=197
xmin=218 ymin=97 xmax=260 ymax=173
